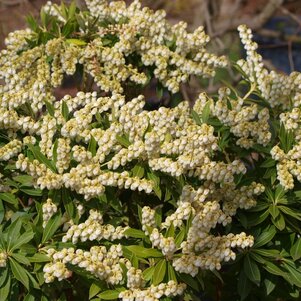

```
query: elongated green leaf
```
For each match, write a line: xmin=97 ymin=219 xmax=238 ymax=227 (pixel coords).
xmin=20 ymin=188 xmax=43 ymax=196
xmin=279 ymin=206 xmax=301 ymax=221
xmin=260 ymin=158 xmax=276 ymax=168
xmin=28 ymin=253 xmax=50 ymax=263
xmin=237 ymin=270 xmax=252 ymax=300
xmin=0 ymin=193 xmax=18 ymax=206
xmin=264 ymin=276 xmax=276 ymax=296
xmin=66 ymin=38 xmax=87 ymax=46
xmin=42 ymin=212 xmax=62 ymax=243
xmin=178 ymin=273 xmax=199 ymax=291
xmin=282 ymin=262 xmax=301 ymax=287
xmin=7 ymin=219 xmax=22 ymax=251
xmin=89 ymin=282 xmax=102 ymax=299
xmin=253 ymin=226 xmax=276 ymax=248
xmin=272 ymin=213 xmax=285 ymax=230
xmin=44 ymin=100 xmax=55 ymax=117
xmin=9 ymin=258 xmax=29 ymax=290
xmin=61 ymin=101 xmax=69 ymax=121
xmin=175 ymin=227 xmax=185 ymax=247
xmin=290 ymin=239 xmax=301 ymax=261
xmin=10 ymin=231 xmax=34 ymax=252
xmin=142 ymin=265 xmax=155 ymax=281
xmin=52 ymin=139 xmax=58 ymax=164
xmin=132 ymin=163 xmax=145 ymax=179
xmin=88 ymin=135 xmax=97 ymax=157
xmin=153 ymin=259 xmax=166 ymax=285
xmin=243 ymin=255 xmax=260 ymax=285
xmin=62 ymin=188 xmax=75 ymax=220
xmin=24 ymin=292 xmax=35 ymax=301
xmin=28 ymin=144 xmax=56 ymax=173
xmin=167 ymin=262 xmax=177 ymax=282
xmin=0 ymin=272 xmax=10 ymax=301
xmin=253 ymin=249 xmax=279 ymax=258
xmin=263 ymin=261 xmax=285 ymax=277
xmin=116 ymin=135 xmax=131 ymax=148
xmin=98 ymin=290 xmax=120 ymax=300
xmin=191 ymin=110 xmax=202 ymax=126
xmin=123 ymin=228 xmax=146 ymax=239
xmin=124 ymin=246 xmax=162 ymax=258
xmin=11 ymin=253 xmax=30 ymax=266
xmin=269 ymin=205 xmax=279 ymax=219
xmin=201 ymin=101 xmax=211 ymax=123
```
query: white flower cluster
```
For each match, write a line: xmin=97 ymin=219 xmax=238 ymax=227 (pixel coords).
xmin=0 ymin=251 xmax=7 ymax=268
xmin=271 ymin=143 xmax=301 ymax=190
xmin=237 ymin=25 xmax=301 ymax=109
xmin=0 ymin=0 xmax=226 ymax=105
xmin=150 ymin=229 xmax=177 ymax=259
xmin=42 ymin=198 xmax=58 ymax=228
xmin=119 ymin=280 xmax=186 ymax=301
xmin=193 ymin=90 xmax=271 ymax=149
xmin=173 ymin=232 xmax=254 ymax=276
xmin=62 ymin=209 xmax=128 ymax=243
xmin=0 ymin=139 xmax=22 ymax=161
xmin=44 ymin=244 xmax=124 ymax=285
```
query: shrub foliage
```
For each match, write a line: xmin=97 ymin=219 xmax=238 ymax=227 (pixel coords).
xmin=0 ymin=1 xmax=300 ymax=301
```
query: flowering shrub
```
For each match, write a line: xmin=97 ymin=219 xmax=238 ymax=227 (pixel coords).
xmin=0 ymin=1 xmax=301 ymax=301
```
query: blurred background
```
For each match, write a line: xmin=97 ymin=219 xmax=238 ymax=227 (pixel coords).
xmin=0 ymin=0 xmax=301 ymax=95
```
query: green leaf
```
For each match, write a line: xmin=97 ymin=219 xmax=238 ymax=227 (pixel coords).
xmin=13 ymin=175 xmax=32 ymax=186
xmin=253 ymin=226 xmax=276 ymax=248
xmin=201 ymin=101 xmax=211 ymax=123
xmin=52 ymin=139 xmax=58 ymax=164
xmin=142 ymin=266 xmax=155 ymax=281
xmin=263 ymin=261 xmax=285 ymax=277
xmin=116 ymin=135 xmax=131 ymax=148
xmin=153 ymin=259 xmax=166 ymax=285
xmin=88 ymin=135 xmax=97 ymax=157
xmin=272 ymin=213 xmax=285 ymax=231
xmin=269 ymin=205 xmax=279 ymax=219
xmin=243 ymin=254 xmax=260 ymax=285
xmin=167 ymin=262 xmax=177 ymax=282
xmin=175 ymin=227 xmax=185 ymax=247
xmin=282 ymin=262 xmax=301 ymax=287
xmin=66 ymin=38 xmax=87 ymax=46
xmin=20 ymin=188 xmax=43 ymax=196
xmin=178 ymin=273 xmax=199 ymax=291
xmin=191 ymin=110 xmax=202 ymax=126
xmin=237 ymin=270 xmax=252 ymax=300
xmin=24 ymin=292 xmax=35 ymax=301
xmin=290 ymin=239 xmax=301 ymax=261
xmin=0 ymin=193 xmax=18 ymax=206
xmin=28 ymin=144 xmax=57 ymax=173
xmin=253 ymin=249 xmax=280 ymax=258
xmin=123 ymin=228 xmax=146 ymax=239
xmin=11 ymin=253 xmax=30 ymax=266
xmin=89 ymin=282 xmax=102 ymax=299
xmin=279 ymin=206 xmax=301 ymax=221
xmin=10 ymin=231 xmax=34 ymax=252
xmin=44 ymin=100 xmax=55 ymax=117
xmin=260 ymin=158 xmax=276 ymax=168
xmin=28 ymin=253 xmax=50 ymax=263
xmin=62 ymin=188 xmax=75 ymax=220
xmin=246 ymin=210 xmax=269 ymax=227
xmin=124 ymin=246 xmax=162 ymax=258
xmin=7 ymin=219 xmax=22 ymax=251
xmin=0 ymin=272 xmax=10 ymax=301
xmin=42 ymin=212 xmax=62 ymax=243
xmin=263 ymin=276 xmax=276 ymax=296
xmin=61 ymin=101 xmax=70 ymax=121
xmin=98 ymin=290 xmax=120 ymax=300
xmin=132 ymin=163 xmax=145 ymax=179
xmin=9 ymin=258 xmax=29 ymax=290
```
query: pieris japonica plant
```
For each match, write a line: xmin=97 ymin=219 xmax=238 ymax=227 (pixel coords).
xmin=0 ymin=1 xmax=300 ymax=301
